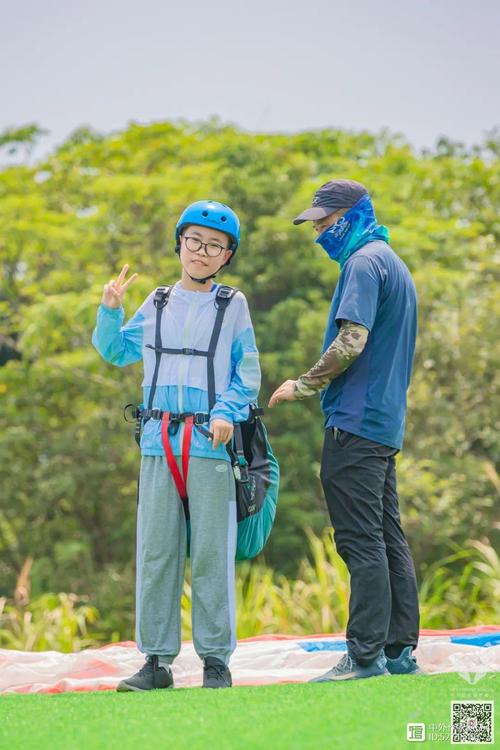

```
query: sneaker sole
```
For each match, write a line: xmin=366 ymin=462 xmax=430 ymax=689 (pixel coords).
xmin=116 ymin=681 xmax=174 ymax=692
xmin=311 ymin=669 xmax=389 ymax=683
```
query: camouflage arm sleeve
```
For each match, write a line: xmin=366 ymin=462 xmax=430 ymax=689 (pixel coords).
xmin=294 ymin=320 xmax=369 ymax=398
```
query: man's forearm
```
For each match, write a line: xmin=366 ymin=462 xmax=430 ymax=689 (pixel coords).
xmin=294 ymin=320 xmax=369 ymax=398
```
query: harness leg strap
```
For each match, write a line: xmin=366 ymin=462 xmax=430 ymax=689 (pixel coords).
xmin=161 ymin=412 xmax=191 ymax=520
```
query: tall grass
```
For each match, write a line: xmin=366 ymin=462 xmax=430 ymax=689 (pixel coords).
xmin=0 ymin=593 xmax=99 ymax=652
xmin=1 ymin=531 xmax=498 ymax=650
xmin=419 ymin=539 xmax=500 ymax=628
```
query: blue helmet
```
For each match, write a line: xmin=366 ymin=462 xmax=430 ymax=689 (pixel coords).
xmin=175 ymin=200 xmax=240 ymax=255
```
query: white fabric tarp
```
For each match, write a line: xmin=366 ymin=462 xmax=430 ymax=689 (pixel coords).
xmin=1 ymin=627 xmax=498 ymax=694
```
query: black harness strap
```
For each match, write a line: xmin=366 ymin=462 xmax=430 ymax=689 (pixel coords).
xmin=144 ymin=285 xmax=238 ymax=414
xmin=226 ymin=420 xmax=249 ymax=483
xmin=147 ymin=347 xmax=209 ymax=356
xmin=126 ymin=284 xmax=241 ymax=521
xmin=206 ymin=286 xmax=238 ymax=412
xmin=129 ymin=284 xmax=238 ymax=446
xmin=143 ymin=286 xmax=172 ymax=427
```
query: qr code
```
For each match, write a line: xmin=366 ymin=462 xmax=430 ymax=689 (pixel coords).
xmin=451 ymin=701 xmax=494 ymax=744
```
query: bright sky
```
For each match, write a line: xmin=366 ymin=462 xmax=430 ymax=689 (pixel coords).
xmin=1 ymin=0 xmax=499 ymax=158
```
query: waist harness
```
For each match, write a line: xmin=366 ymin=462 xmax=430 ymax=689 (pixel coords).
xmin=125 ymin=285 xmax=279 ymax=560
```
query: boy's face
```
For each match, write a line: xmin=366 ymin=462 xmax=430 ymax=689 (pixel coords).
xmin=179 ymin=224 xmax=233 ymax=276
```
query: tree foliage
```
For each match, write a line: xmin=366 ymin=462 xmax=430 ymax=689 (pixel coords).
xmin=1 ymin=121 xmax=498 ymax=632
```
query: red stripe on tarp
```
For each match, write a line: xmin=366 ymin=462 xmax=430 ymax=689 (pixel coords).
xmin=91 ymin=625 xmax=500 ymax=651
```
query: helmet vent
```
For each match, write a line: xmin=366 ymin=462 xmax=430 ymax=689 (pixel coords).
xmin=202 ymin=210 xmax=208 ymax=217
xmin=221 ymin=215 xmax=227 ymax=222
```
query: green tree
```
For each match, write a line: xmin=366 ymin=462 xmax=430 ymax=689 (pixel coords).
xmin=1 ymin=121 xmax=498 ymax=634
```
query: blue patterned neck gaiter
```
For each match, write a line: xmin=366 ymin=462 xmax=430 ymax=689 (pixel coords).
xmin=315 ymin=194 xmax=390 ymax=268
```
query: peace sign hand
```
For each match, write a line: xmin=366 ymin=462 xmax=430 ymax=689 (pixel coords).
xmin=101 ymin=264 xmax=139 ymax=308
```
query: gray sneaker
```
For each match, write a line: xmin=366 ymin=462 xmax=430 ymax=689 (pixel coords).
xmin=203 ymin=657 xmax=232 ymax=688
xmin=310 ymin=650 xmax=389 ymax=682
xmin=117 ymin=655 xmax=174 ymax=692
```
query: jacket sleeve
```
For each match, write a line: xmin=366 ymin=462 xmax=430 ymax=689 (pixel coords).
xmin=91 ymin=297 xmax=149 ymax=367
xmin=210 ymin=293 xmax=261 ymax=424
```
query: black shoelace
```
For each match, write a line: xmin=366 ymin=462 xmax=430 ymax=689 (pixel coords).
xmin=204 ymin=662 xmax=228 ymax=683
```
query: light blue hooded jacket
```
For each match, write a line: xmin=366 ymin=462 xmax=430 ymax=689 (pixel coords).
xmin=92 ymin=282 xmax=261 ymax=462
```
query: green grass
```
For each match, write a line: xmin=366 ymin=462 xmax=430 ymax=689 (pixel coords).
xmin=1 ymin=674 xmax=498 ymax=750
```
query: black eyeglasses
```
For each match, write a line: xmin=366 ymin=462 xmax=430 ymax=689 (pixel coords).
xmin=183 ymin=235 xmax=227 ymax=258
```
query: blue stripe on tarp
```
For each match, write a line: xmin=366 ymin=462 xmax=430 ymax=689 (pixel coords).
xmin=450 ymin=633 xmax=500 ymax=648
xmin=298 ymin=633 xmax=500 ymax=652
xmin=298 ymin=641 xmax=347 ymax=652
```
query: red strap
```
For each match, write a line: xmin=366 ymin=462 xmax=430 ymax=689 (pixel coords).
xmin=161 ymin=413 xmax=192 ymax=503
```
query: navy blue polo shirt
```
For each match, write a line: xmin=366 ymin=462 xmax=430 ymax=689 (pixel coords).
xmin=320 ymin=241 xmax=417 ymax=449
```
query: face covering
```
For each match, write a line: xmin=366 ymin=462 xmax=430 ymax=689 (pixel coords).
xmin=315 ymin=193 xmax=390 ymax=268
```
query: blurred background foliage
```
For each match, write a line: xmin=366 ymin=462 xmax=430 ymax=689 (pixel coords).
xmin=0 ymin=120 xmax=498 ymax=647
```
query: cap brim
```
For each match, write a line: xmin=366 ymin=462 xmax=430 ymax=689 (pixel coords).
xmin=293 ymin=207 xmax=332 ymax=225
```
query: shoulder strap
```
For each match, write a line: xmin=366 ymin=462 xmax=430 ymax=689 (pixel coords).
xmin=145 ymin=285 xmax=238 ymax=420
xmin=206 ymin=286 xmax=239 ymax=413
xmin=144 ymin=286 xmax=172 ymax=421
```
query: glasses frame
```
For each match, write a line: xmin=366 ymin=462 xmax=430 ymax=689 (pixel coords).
xmin=182 ymin=234 xmax=228 ymax=258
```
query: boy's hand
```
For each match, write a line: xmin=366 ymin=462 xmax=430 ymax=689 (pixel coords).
xmin=268 ymin=379 xmax=300 ymax=408
xmin=101 ymin=264 xmax=138 ymax=308
xmin=210 ymin=418 xmax=234 ymax=449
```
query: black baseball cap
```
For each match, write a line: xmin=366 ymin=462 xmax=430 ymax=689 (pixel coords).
xmin=293 ymin=179 xmax=368 ymax=225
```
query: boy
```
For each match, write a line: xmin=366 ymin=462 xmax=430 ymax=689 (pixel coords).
xmin=92 ymin=200 xmax=261 ymax=690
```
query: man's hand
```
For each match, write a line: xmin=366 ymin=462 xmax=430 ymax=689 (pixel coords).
xmin=101 ymin=264 xmax=138 ymax=308
xmin=210 ymin=418 xmax=234 ymax=449
xmin=268 ymin=379 xmax=300 ymax=408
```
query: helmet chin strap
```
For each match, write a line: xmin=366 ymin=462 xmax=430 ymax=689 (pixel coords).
xmin=187 ymin=270 xmax=218 ymax=285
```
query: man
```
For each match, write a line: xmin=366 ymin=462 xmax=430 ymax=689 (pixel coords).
xmin=269 ymin=179 xmax=421 ymax=681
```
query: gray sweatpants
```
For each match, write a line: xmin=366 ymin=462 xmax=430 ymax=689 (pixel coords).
xmin=135 ymin=454 xmax=237 ymax=665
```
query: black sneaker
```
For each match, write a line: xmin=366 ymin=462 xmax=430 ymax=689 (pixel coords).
xmin=202 ymin=657 xmax=232 ymax=689
xmin=117 ymin=655 xmax=174 ymax=692
xmin=385 ymin=646 xmax=422 ymax=675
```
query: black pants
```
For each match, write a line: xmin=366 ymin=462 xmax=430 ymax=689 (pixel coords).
xmin=320 ymin=427 xmax=420 ymax=665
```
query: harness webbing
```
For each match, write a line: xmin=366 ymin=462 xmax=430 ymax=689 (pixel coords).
xmin=145 ymin=285 xmax=236 ymax=412
xmin=206 ymin=286 xmax=234 ymax=411
xmin=143 ymin=286 xmax=172 ymax=428
xmin=138 ymin=284 xmax=238 ymax=510
xmin=161 ymin=412 xmax=194 ymax=518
